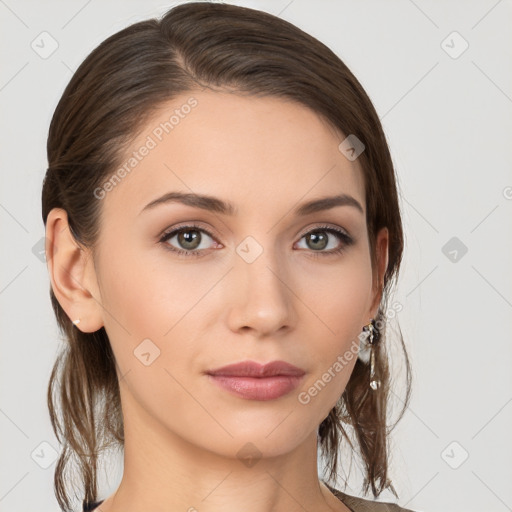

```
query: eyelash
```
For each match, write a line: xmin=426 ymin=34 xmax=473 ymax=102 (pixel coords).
xmin=158 ymin=223 xmax=354 ymax=259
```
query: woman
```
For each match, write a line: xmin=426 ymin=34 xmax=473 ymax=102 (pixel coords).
xmin=42 ymin=2 xmax=412 ymax=511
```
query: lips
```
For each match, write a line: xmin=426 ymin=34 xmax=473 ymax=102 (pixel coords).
xmin=205 ymin=360 xmax=306 ymax=401
xmin=206 ymin=360 xmax=306 ymax=378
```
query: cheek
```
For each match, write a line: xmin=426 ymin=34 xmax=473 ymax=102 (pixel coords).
xmin=295 ymin=254 xmax=373 ymax=412
xmin=96 ymin=240 xmax=225 ymax=371
xmin=95 ymin=245 xmax=216 ymax=425
xmin=298 ymin=251 xmax=373 ymax=339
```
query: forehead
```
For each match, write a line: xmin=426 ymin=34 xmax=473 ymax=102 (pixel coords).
xmin=99 ymin=89 xmax=366 ymax=223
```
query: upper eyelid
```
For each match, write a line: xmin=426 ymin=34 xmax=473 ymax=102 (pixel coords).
xmin=160 ymin=222 xmax=217 ymax=241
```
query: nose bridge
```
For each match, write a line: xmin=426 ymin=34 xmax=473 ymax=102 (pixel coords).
xmin=236 ymin=228 xmax=286 ymax=280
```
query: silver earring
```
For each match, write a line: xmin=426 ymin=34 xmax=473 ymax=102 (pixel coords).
xmin=72 ymin=318 xmax=81 ymax=325
xmin=361 ymin=319 xmax=381 ymax=391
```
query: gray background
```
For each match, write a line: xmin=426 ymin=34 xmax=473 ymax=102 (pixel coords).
xmin=1 ymin=1 xmax=511 ymax=511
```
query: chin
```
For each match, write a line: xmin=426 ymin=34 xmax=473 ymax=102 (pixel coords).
xmin=188 ymin=414 xmax=318 ymax=461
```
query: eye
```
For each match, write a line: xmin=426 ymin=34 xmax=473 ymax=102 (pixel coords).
xmin=158 ymin=223 xmax=354 ymax=258
xmin=295 ymin=225 xmax=354 ymax=258
xmin=159 ymin=223 xmax=219 ymax=258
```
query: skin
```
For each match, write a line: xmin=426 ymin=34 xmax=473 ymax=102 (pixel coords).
xmin=46 ymin=89 xmax=388 ymax=512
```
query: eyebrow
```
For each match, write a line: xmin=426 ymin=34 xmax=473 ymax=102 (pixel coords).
xmin=139 ymin=191 xmax=364 ymax=216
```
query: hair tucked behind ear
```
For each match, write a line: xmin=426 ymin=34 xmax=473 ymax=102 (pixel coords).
xmin=42 ymin=2 xmax=411 ymax=510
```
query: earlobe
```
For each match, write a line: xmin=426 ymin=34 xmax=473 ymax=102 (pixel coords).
xmin=45 ymin=208 xmax=104 ymax=333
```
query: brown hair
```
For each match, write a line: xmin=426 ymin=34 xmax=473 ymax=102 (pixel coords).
xmin=42 ymin=2 xmax=411 ymax=510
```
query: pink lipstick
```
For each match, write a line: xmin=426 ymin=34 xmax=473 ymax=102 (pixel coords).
xmin=205 ymin=360 xmax=305 ymax=401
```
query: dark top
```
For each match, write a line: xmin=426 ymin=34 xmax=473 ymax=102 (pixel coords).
xmin=325 ymin=482 xmax=414 ymax=511
xmin=82 ymin=484 xmax=414 ymax=511
xmin=83 ymin=500 xmax=104 ymax=511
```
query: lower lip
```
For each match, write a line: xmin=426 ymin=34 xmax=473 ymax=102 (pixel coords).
xmin=207 ymin=374 xmax=304 ymax=400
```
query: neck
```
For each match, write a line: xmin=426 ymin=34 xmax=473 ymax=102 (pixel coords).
xmin=99 ymin=387 xmax=347 ymax=512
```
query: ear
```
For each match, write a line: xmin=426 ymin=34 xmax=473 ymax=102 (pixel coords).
xmin=368 ymin=227 xmax=389 ymax=319
xmin=45 ymin=208 xmax=104 ymax=333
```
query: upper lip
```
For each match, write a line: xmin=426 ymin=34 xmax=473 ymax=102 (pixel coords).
xmin=206 ymin=360 xmax=306 ymax=378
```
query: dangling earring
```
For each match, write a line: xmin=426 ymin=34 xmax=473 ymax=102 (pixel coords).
xmin=361 ymin=318 xmax=381 ymax=390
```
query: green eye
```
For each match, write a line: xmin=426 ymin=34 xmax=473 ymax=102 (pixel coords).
xmin=159 ymin=223 xmax=354 ymax=258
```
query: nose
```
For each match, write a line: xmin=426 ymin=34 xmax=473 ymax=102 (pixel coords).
xmin=225 ymin=242 xmax=297 ymax=337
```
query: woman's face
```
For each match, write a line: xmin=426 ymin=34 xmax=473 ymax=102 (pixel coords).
xmin=75 ymin=90 xmax=387 ymax=458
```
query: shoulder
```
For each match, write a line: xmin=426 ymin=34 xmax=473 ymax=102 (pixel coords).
xmin=324 ymin=482 xmax=415 ymax=512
